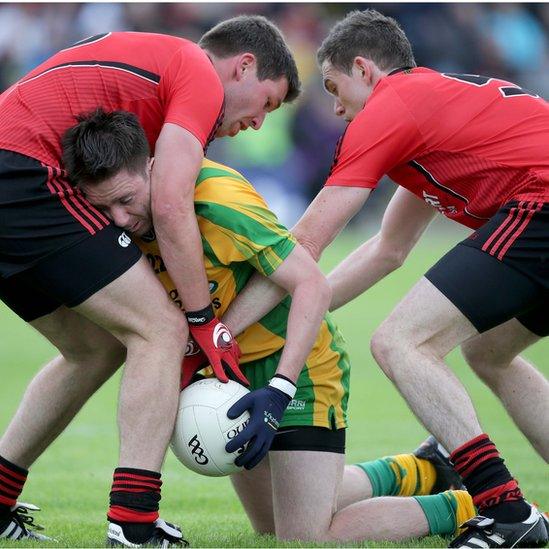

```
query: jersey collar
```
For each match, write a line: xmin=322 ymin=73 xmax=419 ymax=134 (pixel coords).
xmin=387 ymin=66 xmax=414 ymax=76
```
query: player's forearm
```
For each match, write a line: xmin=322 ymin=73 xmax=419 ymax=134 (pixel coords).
xmin=291 ymin=186 xmax=373 ymax=262
xmin=221 ymin=272 xmax=287 ymax=336
xmin=328 ymin=234 xmax=405 ymax=311
xmin=154 ymin=208 xmax=211 ymax=311
xmin=274 ymin=275 xmax=331 ymax=383
xmin=151 ymin=124 xmax=210 ymax=312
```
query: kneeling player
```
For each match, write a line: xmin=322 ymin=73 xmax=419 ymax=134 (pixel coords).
xmin=64 ymin=110 xmax=476 ymax=544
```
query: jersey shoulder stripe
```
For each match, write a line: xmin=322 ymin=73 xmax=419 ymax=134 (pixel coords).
xmin=20 ymin=60 xmax=161 ymax=86
xmin=196 ymin=161 xmax=248 ymax=186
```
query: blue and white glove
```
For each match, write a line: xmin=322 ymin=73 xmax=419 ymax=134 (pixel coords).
xmin=225 ymin=374 xmax=296 ymax=470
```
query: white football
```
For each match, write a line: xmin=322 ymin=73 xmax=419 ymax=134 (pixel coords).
xmin=170 ymin=378 xmax=250 ymax=477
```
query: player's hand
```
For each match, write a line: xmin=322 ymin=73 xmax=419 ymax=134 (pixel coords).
xmin=225 ymin=375 xmax=296 ymax=469
xmin=180 ymin=337 xmax=209 ymax=389
xmin=186 ymin=304 xmax=249 ymax=386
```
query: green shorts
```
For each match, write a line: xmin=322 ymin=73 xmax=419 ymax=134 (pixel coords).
xmin=241 ymin=316 xmax=350 ymax=430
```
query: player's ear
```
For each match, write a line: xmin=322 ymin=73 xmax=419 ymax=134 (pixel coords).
xmin=353 ymin=57 xmax=374 ymax=84
xmin=146 ymin=157 xmax=154 ymax=178
xmin=235 ymin=53 xmax=256 ymax=81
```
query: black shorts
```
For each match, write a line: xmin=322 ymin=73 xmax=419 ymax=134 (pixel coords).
xmin=270 ymin=426 xmax=346 ymax=454
xmin=0 ymin=149 xmax=142 ymax=321
xmin=426 ymin=200 xmax=549 ymax=336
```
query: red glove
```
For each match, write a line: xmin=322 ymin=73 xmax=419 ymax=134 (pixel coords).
xmin=186 ymin=305 xmax=249 ymax=386
xmin=180 ymin=338 xmax=209 ymax=389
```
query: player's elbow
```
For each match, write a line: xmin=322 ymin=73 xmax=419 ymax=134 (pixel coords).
xmin=377 ymin=241 xmax=409 ymax=273
xmin=289 ymin=269 xmax=331 ymax=313
xmin=292 ymin=231 xmax=322 ymax=262
xmin=152 ymin=197 xmax=194 ymax=228
xmin=311 ymin=272 xmax=332 ymax=311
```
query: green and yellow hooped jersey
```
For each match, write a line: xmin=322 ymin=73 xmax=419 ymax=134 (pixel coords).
xmin=136 ymin=159 xmax=348 ymax=375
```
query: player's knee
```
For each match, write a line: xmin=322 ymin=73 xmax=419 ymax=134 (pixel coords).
xmin=63 ymin=338 xmax=125 ymax=370
xmin=136 ymin=302 xmax=188 ymax=350
xmin=370 ymin=320 xmax=403 ymax=379
xmin=253 ymin=524 xmax=275 ymax=536
xmin=275 ymin=525 xmax=327 ymax=543
xmin=461 ymin=341 xmax=506 ymax=382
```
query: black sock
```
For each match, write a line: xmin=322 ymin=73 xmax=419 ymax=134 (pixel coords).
xmin=450 ymin=434 xmax=530 ymax=523
xmin=112 ymin=520 xmax=156 ymax=544
xmin=107 ymin=467 xmax=162 ymax=544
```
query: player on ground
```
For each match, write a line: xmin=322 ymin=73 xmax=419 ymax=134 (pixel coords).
xmin=64 ymin=109 xmax=476 ymax=543
xmin=220 ymin=9 xmax=549 ymax=548
xmin=0 ymin=18 xmax=299 ymax=546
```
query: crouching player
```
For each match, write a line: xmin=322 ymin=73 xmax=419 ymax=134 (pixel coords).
xmin=63 ymin=110 xmax=476 ymax=544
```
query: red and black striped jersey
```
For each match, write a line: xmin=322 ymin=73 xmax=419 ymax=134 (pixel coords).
xmin=0 ymin=32 xmax=224 ymax=167
xmin=325 ymin=67 xmax=549 ymax=229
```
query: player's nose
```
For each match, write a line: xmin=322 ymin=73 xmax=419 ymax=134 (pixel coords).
xmin=334 ymin=99 xmax=345 ymax=118
xmin=250 ymin=113 xmax=265 ymax=130
xmin=111 ymin=206 xmax=131 ymax=228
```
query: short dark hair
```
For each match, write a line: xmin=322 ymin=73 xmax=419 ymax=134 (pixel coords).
xmin=317 ymin=9 xmax=416 ymax=74
xmin=199 ymin=15 xmax=301 ymax=103
xmin=62 ymin=108 xmax=150 ymax=186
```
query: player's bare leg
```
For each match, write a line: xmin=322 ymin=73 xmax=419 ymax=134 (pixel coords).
xmin=337 ymin=465 xmax=373 ymax=509
xmin=233 ymin=450 xmax=474 ymax=542
xmin=269 ymin=451 xmax=343 ymax=541
xmin=461 ymin=319 xmax=549 ymax=461
xmin=230 ymin=457 xmax=274 ymax=534
xmin=0 ymin=256 xmax=186 ymax=543
xmin=270 ymin=451 xmax=433 ymax=542
xmin=370 ymin=276 xmax=548 ymax=547
xmin=0 ymin=307 xmax=125 ymax=468
xmin=72 ymin=256 xmax=187 ymax=471
xmin=370 ymin=277 xmax=482 ymax=450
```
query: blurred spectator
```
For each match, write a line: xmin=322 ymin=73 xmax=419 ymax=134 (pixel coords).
xmin=1 ymin=3 xmax=547 ymax=225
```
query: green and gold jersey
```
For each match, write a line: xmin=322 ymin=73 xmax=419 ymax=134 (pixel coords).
xmin=138 ymin=158 xmax=295 ymax=362
xmin=137 ymin=158 xmax=350 ymax=428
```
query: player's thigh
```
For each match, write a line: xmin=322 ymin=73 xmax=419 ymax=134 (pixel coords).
xmin=270 ymin=449 xmax=344 ymax=540
xmin=73 ymin=255 xmax=187 ymax=346
xmin=230 ymin=457 xmax=274 ymax=534
xmin=461 ymin=317 xmax=541 ymax=369
xmin=374 ymin=276 xmax=478 ymax=359
xmin=30 ymin=306 xmax=126 ymax=369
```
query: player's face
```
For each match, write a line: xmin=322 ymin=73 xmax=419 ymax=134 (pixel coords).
xmin=217 ymin=65 xmax=288 ymax=138
xmin=321 ymin=60 xmax=371 ymax=122
xmin=80 ymin=159 xmax=153 ymax=236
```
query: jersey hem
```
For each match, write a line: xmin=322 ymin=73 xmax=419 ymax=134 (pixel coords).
xmin=324 ymin=177 xmax=378 ymax=188
xmin=279 ymin=417 xmax=348 ymax=430
xmin=0 ymin=144 xmax=54 ymax=170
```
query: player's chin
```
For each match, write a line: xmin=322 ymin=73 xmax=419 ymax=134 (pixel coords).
xmin=132 ymin=221 xmax=152 ymax=237
xmin=216 ymin=124 xmax=239 ymax=138
xmin=215 ymin=126 xmax=231 ymax=138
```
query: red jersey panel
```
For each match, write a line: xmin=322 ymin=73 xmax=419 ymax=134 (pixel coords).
xmin=325 ymin=68 xmax=549 ymax=229
xmin=0 ymin=32 xmax=224 ymax=167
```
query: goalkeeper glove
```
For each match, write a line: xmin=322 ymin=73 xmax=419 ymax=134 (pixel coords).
xmin=225 ymin=374 xmax=296 ymax=469
xmin=180 ymin=338 xmax=209 ymax=389
xmin=186 ymin=304 xmax=248 ymax=386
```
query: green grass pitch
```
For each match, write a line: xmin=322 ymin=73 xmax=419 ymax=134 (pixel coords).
xmin=0 ymin=228 xmax=547 ymax=547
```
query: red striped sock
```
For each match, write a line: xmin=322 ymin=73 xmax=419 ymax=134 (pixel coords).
xmin=0 ymin=456 xmax=27 ymax=509
xmin=107 ymin=468 xmax=162 ymax=525
xmin=450 ymin=434 xmax=527 ymax=519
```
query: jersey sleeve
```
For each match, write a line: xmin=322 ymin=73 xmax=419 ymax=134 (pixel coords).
xmin=325 ymin=81 xmax=425 ymax=188
xmin=159 ymin=43 xmax=224 ymax=148
xmin=195 ymin=171 xmax=296 ymax=277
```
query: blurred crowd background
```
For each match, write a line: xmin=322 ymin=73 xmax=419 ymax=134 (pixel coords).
xmin=1 ymin=3 xmax=548 ymax=226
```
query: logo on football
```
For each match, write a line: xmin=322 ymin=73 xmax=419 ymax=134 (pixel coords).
xmin=170 ymin=379 xmax=250 ymax=476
